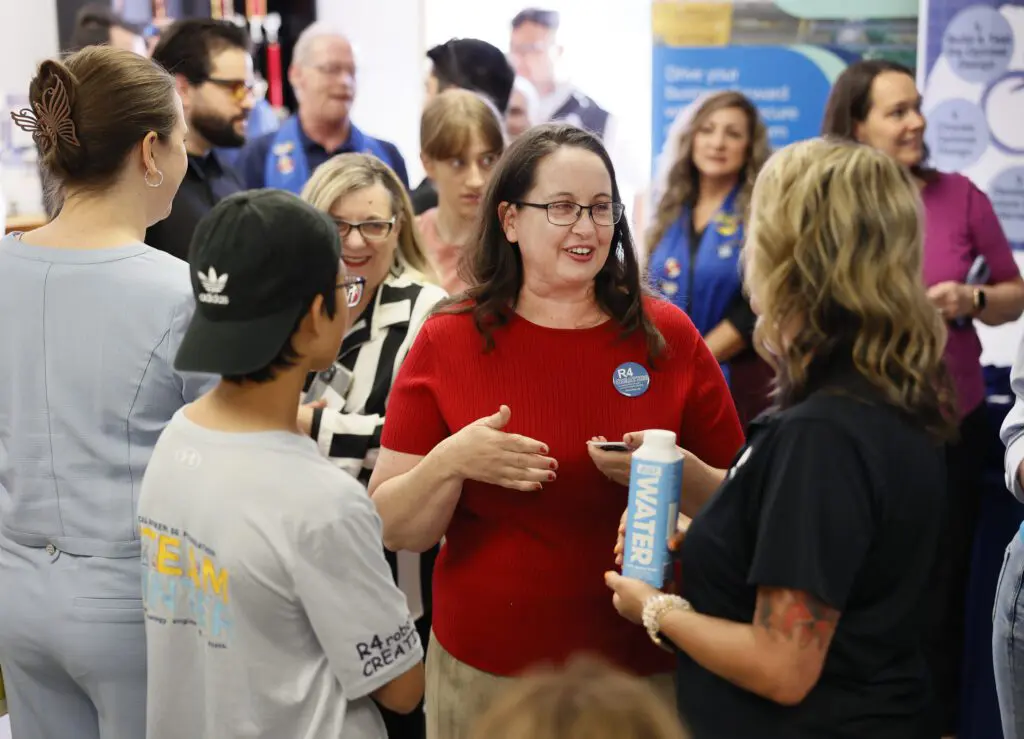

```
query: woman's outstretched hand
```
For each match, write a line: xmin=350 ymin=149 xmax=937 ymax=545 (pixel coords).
xmin=444 ymin=405 xmax=558 ymax=491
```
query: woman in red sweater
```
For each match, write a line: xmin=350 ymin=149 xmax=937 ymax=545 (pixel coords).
xmin=369 ymin=123 xmax=744 ymax=739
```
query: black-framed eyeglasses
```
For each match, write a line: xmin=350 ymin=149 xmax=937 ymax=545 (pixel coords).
xmin=333 ymin=217 xmax=396 ymax=243
xmin=514 ymin=201 xmax=624 ymax=227
xmin=204 ymin=77 xmax=255 ymax=103
xmin=338 ymin=276 xmax=367 ymax=308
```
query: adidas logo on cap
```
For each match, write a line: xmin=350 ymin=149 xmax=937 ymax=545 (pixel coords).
xmin=197 ymin=267 xmax=229 ymax=305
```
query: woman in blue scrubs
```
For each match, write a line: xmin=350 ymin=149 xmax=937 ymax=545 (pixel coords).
xmin=645 ymin=91 xmax=772 ymax=424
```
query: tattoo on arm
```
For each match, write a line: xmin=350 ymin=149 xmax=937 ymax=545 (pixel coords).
xmin=754 ymin=588 xmax=840 ymax=651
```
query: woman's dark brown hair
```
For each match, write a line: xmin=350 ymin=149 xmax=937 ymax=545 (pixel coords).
xmin=820 ymin=59 xmax=934 ymax=180
xmin=30 ymin=45 xmax=178 ymax=207
xmin=440 ymin=123 xmax=664 ymax=361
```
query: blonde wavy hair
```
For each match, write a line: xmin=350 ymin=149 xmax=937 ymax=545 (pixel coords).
xmin=469 ymin=657 xmax=689 ymax=739
xmin=646 ymin=91 xmax=770 ymax=256
xmin=745 ymin=137 xmax=956 ymax=439
xmin=301 ymin=153 xmax=437 ymax=282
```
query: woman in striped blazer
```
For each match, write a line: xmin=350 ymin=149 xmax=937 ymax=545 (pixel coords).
xmin=300 ymin=153 xmax=447 ymax=739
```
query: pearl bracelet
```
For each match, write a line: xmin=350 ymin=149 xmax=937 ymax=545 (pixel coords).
xmin=641 ymin=593 xmax=692 ymax=651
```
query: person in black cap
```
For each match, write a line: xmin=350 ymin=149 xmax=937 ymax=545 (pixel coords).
xmin=412 ymin=38 xmax=515 ymax=215
xmin=137 ymin=189 xmax=425 ymax=739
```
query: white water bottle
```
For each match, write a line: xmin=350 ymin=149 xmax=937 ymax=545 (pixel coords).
xmin=622 ymin=430 xmax=683 ymax=588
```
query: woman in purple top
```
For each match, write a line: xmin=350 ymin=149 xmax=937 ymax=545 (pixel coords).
xmin=823 ymin=59 xmax=1024 ymax=738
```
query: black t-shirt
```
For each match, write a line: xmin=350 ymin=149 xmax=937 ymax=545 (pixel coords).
xmin=145 ymin=152 xmax=244 ymax=262
xmin=676 ymin=370 xmax=945 ymax=739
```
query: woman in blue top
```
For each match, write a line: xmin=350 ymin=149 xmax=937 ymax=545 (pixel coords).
xmin=0 ymin=47 xmax=211 ymax=739
xmin=645 ymin=91 xmax=772 ymax=424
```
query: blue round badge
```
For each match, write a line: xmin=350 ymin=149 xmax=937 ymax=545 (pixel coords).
xmin=613 ymin=362 xmax=651 ymax=398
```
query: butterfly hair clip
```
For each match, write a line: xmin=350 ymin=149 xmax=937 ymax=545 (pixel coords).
xmin=10 ymin=76 xmax=81 ymax=152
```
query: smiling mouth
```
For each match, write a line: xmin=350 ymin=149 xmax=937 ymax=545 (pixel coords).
xmin=564 ymin=246 xmax=596 ymax=261
xmin=343 ymin=255 xmax=372 ymax=266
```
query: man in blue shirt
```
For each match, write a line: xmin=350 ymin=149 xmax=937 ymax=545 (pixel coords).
xmin=233 ymin=22 xmax=408 ymax=193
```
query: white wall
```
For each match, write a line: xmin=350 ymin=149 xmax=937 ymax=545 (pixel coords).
xmin=422 ymin=0 xmax=653 ymax=188
xmin=0 ymin=2 xmax=58 ymax=103
xmin=0 ymin=0 xmax=59 ymax=217
xmin=316 ymin=0 xmax=428 ymax=184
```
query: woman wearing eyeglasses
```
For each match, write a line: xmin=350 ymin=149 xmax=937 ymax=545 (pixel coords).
xmin=417 ymin=88 xmax=506 ymax=295
xmin=300 ymin=152 xmax=446 ymax=739
xmin=369 ymin=124 xmax=744 ymax=739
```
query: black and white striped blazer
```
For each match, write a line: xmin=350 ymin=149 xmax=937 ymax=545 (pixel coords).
xmin=306 ymin=269 xmax=446 ymax=620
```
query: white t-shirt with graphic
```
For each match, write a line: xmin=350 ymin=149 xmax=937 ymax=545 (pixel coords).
xmin=138 ymin=410 xmax=422 ymax=739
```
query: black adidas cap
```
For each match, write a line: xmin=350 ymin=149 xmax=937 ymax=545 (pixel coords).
xmin=174 ymin=189 xmax=341 ymax=376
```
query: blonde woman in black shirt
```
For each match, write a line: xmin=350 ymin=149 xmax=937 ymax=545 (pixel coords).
xmin=608 ymin=137 xmax=955 ymax=739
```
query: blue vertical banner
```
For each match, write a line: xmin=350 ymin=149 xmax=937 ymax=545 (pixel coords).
xmin=920 ymin=0 xmax=1024 ymax=252
xmin=651 ymin=1 xmax=919 ymax=171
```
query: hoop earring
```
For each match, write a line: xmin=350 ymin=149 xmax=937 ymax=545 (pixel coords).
xmin=145 ymin=169 xmax=164 ymax=188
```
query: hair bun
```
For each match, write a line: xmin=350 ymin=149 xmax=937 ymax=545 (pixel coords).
xmin=21 ymin=59 xmax=84 ymax=178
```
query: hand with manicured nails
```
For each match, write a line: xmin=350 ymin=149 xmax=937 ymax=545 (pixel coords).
xmin=587 ymin=431 xmax=645 ymax=486
xmin=444 ymin=405 xmax=557 ymax=491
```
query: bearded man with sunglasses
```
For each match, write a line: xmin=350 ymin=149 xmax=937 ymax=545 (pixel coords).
xmin=146 ymin=19 xmax=254 ymax=261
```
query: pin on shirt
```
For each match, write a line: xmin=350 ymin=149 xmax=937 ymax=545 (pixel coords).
xmin=612 ymin=362 xmax=651 ymax=398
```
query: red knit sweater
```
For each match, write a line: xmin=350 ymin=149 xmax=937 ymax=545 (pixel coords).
xmin=381 ymin=297 xmax=744 ymax=676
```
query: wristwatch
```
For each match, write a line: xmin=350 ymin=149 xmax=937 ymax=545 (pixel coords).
xmin=973 ymin=288 xmax=987 ymax=315
xmin=642 ymin=593 xmax=693 ymax=651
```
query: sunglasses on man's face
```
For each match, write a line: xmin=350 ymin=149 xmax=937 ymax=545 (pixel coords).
xmin=203 ymin=77 xmax=255 ymax=103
